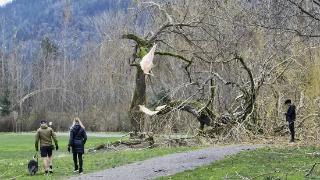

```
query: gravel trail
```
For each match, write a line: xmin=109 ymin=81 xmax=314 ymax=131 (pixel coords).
xmin=69 ymin=144 xmax=261 ymax=180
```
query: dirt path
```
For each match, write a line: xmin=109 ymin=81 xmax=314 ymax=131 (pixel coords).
xmin=69 ymin=144 xmax=261 ymax=180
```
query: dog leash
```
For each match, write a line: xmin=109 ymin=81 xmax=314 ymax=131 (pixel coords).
xmin=33 ymin=153 xmax=38 ymax=165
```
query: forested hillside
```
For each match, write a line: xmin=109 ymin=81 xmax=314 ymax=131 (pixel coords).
xmin=0 ymin=0 xmax=129 ymax=48
xmin=0 ymin=0 xmax=132 ymax=131
xmin=0 ymin=0 xmax=319 ymax=142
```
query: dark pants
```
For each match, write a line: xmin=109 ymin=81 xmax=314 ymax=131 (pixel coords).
xmin=288 ymin=121 xmax=295 ymax=141
xmin=73 ymin=153 xmax=83 ymax=171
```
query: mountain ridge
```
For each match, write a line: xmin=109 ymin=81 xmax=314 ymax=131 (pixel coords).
xmin=0 ymin=0 xmax=131 ymax=56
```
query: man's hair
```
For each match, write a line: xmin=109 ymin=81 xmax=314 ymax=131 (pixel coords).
xmin=284 ymin=99 xmax=292 ymax=104
xmin=40 ymin=120 xmax=47 ymax=124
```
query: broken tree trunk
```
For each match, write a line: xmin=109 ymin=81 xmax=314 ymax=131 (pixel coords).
xmin=129 ymin=67 xmax=147 ymax=132
xmin=123 ymin=35 xmax=193 ymax=132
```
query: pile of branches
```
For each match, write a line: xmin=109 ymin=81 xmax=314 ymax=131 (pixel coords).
xmin=91 ymin=132 xmax=202 ymax=152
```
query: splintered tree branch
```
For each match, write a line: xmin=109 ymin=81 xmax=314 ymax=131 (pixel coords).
xmin=141 ymin=99 xmax=215 ymax=130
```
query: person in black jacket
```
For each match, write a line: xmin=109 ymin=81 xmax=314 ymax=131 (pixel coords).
xmin=68 ymin=117 xmax=87 ymax=174
xmin=285 ymin=99 xmax=296 ymax=142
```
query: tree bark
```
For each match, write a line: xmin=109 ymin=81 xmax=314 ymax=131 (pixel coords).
xmin=155 ymin=100 xmax=215 ymax=130
xmin=129 ymin=66 xmax=146 ymax=132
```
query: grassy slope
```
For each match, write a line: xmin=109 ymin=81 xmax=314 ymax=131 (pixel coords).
xmin=0 ymin=133 xmax=197 ymax=180
xmin=161 ymin=146 xmax=320 ymax=180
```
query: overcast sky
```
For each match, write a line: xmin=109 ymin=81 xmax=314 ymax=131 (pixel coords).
xmin=0 ymin=0 xmax=13 ymax=7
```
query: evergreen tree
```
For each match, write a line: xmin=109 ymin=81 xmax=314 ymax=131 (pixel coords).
xmin=0 ymin=88 xmax=11 ymax=116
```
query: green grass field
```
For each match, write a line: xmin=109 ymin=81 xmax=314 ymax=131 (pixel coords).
xmin=7 ymin=133 xmax=320 ymax=180
xmin=0 ymin=133 xmax=197 ymax=180
xmin=161 ymin=146 xmax=320 ymax=180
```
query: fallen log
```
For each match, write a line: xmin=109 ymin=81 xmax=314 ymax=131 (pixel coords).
xmin=139 ymin=100 xmax=217 ymax=130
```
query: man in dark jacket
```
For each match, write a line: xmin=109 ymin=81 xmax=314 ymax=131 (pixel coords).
xmin=35 ymin=120 xmax=59 ymax=175
xmin=68 ymin=119 xmax=87 ymax=174
xmin=285 ymin=99 xmax=296 ymax=142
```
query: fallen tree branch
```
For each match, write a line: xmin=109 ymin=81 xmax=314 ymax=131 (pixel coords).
xmin=140 ymin=99 xmax=216 ymax=130
xmin=306 ymin=162 xmax=320 ymax=177
xmin=296 ymin=114 xmax=319 ymax=128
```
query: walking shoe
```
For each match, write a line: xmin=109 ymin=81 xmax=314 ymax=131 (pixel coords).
xmin=44 ymin=170 xmax=49 ymax=176
xmin=79 ymin=169 xmax=83 ymax=174
xmin=74 ymin=165 xmax=79 ymax=173
xmin=49 ymin=165 xmax=54 ymax=173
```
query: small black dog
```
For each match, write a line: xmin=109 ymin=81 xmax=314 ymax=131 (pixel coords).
xmin=28 ymin=154 xmax=38 ymax=175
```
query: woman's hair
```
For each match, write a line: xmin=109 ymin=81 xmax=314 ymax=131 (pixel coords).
xmin=72 ymin=117 xmax=85 ymax=129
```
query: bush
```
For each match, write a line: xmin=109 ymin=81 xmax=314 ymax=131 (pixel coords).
xmin=0 ymin=116 xmax=14 ymax=132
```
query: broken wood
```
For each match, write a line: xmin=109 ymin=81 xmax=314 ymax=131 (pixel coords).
xmin=139 ymin=100 xmax=216 ymax=130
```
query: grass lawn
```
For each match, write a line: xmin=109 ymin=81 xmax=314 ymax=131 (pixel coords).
xmin=0 ymin=133 xmax=197 ymax=180
xmin=160 ymin=146 xmax=320 ymax=180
